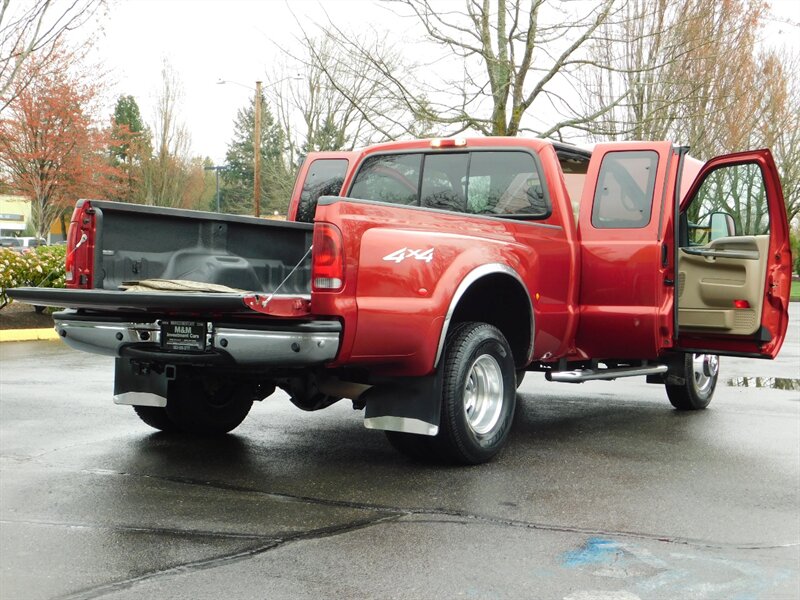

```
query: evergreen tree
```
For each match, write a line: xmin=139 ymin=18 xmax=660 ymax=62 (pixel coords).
xmin=302 ymin=115 xmax=347 ymax=155
xmin=110 ymin=95 xmax=146 ymax=162
xmin=109 ymin=95 xmax=150 ymax=202
xmin=222 ymin=94 xmax=290 ymax=215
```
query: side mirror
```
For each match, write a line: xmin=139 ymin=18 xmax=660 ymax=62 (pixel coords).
xmin=710 ymin=212 xmax=736 ymax=241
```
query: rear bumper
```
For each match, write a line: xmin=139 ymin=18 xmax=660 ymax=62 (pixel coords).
xmin=53 ymin=311 xmax=341 ymax=366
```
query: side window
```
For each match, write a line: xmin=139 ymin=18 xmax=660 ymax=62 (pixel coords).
xmin=295 ymin=159 xmax=349 ymax=223
xmin=685 ymin=163 xmax=769 ymax=246
xmin=350 ymin=154 xmax=422 ymax=206
xmin=592 ymin=151 xmax=658 ymax=229
xmin=347 ymin=150 xmax=549 ymax=218
xmin=420 ymin=153 xmax=468 ymax=212
xmin=467 ymin=151 xmax=547 ymax=216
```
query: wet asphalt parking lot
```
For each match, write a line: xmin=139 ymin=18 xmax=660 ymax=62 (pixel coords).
xmin=1 ymin=306 xmax=798 ymax=600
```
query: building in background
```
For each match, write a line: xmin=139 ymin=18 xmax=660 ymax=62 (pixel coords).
xmin=0 ymin=195 xmax=70 ymax=243
xmin=0 ymin=195 xmax=30 ymax=237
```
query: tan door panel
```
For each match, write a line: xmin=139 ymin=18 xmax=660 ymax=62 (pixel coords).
xmin=678 ymin=235 xmax=768 ymax=335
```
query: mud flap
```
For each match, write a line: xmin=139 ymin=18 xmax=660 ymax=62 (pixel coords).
xmin=113 ymin=358 xmax=174 ymax=407
xmin=362 ymin=371 xmax=443 ymax=436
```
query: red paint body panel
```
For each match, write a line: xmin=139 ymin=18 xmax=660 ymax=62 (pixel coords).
xmin=313 ymin=197 xmax=573 ymax=376
xmin=242 ymin=294 xmax=311 ymax=318
xmin=576 ymin=142 xmax=674 ymax=360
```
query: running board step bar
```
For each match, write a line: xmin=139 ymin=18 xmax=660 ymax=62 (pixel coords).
xmin=546 ymin=364 xmax=668 ymax=383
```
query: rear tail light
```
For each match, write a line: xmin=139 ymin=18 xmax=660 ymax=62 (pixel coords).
xmin=65 ymin=201 xmax=95 ymax=289
xmin=733 ymin=299 xmax=751 ymax=309
xmin=64 ymin=220 xmax=78 ymax=284
xmin=312 ymin=224 xmax=344 ymax=291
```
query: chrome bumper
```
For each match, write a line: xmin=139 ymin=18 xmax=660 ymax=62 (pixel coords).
xmin=54 ymin=317 xmax=340 ymax=366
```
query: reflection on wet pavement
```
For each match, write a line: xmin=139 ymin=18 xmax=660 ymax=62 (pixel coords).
xmin=727 ymin=377 xmax=800 ymax=392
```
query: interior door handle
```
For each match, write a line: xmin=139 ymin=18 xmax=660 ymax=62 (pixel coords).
xmin=682 ymin=247 xmax=759 ymax=260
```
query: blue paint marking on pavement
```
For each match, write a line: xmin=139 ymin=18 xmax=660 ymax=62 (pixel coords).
xmin=561 ymin=537 xmax=795 ymax=599
xmin=561 ymin=537 xmax=621 ymax=567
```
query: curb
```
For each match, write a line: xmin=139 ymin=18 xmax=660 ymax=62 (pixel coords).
xmin=0 ymin=328 xmax=59 ymax=343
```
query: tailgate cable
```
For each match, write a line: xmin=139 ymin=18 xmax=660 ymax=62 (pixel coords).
xmin=257 ymin=244 xmax=313 ymax=309
xmin=35 ymin=233 xmax=88 ymax=288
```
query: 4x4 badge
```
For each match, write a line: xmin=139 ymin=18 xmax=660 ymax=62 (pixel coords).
xmin=382 ymin=248 xmax=434 ymax=263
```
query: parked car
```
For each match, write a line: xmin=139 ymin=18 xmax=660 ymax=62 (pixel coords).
xmin=0 ymin=237 xmax=46 ymax=253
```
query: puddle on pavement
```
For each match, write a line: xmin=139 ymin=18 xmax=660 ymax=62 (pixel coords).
xmin=726 ymin=377 xmax=800 ymax=393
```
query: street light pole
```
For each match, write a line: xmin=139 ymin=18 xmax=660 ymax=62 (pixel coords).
xmin=253 ymin=80 xmax=262 ymax=218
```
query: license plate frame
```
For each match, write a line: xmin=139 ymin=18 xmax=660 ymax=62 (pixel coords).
xmin=160 ymin=320 xmax=207 ymax=352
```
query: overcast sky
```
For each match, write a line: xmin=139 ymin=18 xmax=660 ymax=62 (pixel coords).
xmin=93 ymin=0 xmax=800 ymax=164
xmin=95 ymin=0 xmax=406 ymax=164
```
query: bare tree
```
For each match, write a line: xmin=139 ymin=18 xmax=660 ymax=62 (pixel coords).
xmin=752 ymin=48 xmax=800 ymax=224
xmin=576 ymin=0 xmax=799 ymax=229
xmin=140 ymin=60 xmax=196 ymax=208
xmin=268 ymin=28 xmax=420 ymax=166
xmin=0 ymin=0 xmax=104 ymax=112
xmin=307 ymin=0 xmax=627 ymax=140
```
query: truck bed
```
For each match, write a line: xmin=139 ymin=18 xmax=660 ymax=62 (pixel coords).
xmin=11 ymin=201 xmax=314 ymax=315
xmin=93 ymin=201 xmax=313 ymax=294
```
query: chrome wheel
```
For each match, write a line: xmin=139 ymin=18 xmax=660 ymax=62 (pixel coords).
xmin=692 ymin=353 xmax=719 ymax=395
xmin=666 ymin=352 xmax=718 ymax=410
xmin=463 ymin=354 xmax=504 ymax=435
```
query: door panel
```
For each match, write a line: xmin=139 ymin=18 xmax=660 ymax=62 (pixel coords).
xmin=675 ymin=150 xmax=790 ymax=359
xmin=678 ymin=235 xmax=768 ymax=335
xmin=576 ymin=142 xmax=674 ymax=360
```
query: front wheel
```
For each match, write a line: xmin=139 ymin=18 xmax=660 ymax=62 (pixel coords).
xmin=666 ymin=353 xmax=719 ymax=410
xmin=431 ymin=322 xmax=517 ymax=464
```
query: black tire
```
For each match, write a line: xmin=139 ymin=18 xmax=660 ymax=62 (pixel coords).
xmin=133 ymin=405 xmax=179 ymax=432
xmin=431 ymin=322 xmax=516 ymax=464
xmin=666 ymin=353 xmax=719 ymax=410
xmin=166 ymin=376 xmax=255 ymax=435
xmin=384 ymin=430 xmax=433 ymax=461
xmin=515 ymin=370 xmax=526 ymax=389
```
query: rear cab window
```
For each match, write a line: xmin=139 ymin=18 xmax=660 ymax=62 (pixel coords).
xmin=348 ymin=150 xmax=550 ymax=219
xmin=296 ymin=158 xmax=350 ymax=223
xmin=350 ymin=154 xmax=422 ymax=206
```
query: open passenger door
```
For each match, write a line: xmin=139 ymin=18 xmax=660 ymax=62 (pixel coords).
xmin=674 ymin=149 xmax=791 ymax=358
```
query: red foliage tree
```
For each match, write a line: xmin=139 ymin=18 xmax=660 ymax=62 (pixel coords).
xmin=0 ymin=45 xmax=122 ymax=239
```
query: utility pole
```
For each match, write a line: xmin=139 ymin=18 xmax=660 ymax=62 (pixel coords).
xmin=253 ymin=80 xmax=262 ymax=218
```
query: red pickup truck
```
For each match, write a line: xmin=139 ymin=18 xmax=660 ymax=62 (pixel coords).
xmin=12 ymin=136 xmax=792 ymax=464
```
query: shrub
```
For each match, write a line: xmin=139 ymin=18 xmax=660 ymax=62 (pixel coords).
xmin=790 ymin=227 xmax=800 ymax=277
xmin=0 ymin=245 xmax=66 ymax=309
